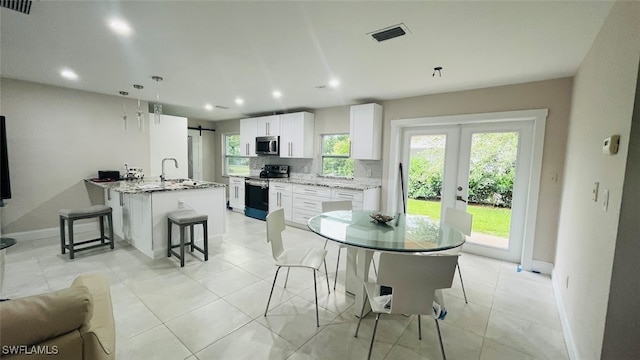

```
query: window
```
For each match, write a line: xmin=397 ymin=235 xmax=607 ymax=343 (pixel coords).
xmin=322 ymin=134 xmax=354 ymax=177
xmin=224 ymin=133 xmax=249 ymax=176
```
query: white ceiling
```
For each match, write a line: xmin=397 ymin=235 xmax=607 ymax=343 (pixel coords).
xmin=0 ymin=1 xmax=614 ymax=121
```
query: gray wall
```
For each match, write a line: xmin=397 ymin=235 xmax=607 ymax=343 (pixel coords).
xmin=0 ymin=78 xmax=150 ymax=233
xmin=601 ymin=56 xmax=640 ymax=360
xmin=554 ymin=1 xmax=640 ymax=358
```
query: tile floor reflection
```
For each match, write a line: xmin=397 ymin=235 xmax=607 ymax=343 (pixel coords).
xmin=2 ymin=211 xmax=568 ymax=360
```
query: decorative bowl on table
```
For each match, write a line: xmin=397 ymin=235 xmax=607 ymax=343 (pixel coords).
xmin=370 ymin=213 xmax=395 ymax=224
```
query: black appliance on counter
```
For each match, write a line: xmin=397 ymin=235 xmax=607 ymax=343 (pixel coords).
xmin=244 ymin=165 xmax=289 ymax=220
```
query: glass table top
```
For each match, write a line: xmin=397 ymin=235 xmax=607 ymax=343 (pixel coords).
xmin=307 ymin=210 xmax=465 ymax=252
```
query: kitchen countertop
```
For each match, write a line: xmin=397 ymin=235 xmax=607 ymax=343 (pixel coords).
xmin=267 ymin=177 xmax=380 ymax=191
xmin=86 ymin=179 xmax=226 ymax=194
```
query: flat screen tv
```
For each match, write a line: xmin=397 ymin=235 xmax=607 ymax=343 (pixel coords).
xmin=1 ymin=115 xmax=11 ymax=204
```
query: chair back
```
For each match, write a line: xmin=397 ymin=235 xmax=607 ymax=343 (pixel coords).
xmin=322 ymin=200 xmax=353 ymax=212
xmin=444 ymin=207 xmax=473 ymax=236
xmin=377 ymin=253 xmax=458 ymax=315
xmin=266 ymin=208 xmax=286 ymax=259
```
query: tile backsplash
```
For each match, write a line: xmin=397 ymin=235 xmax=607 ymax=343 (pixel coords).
xmin=249 ymin=157 xmax=382 ymax=185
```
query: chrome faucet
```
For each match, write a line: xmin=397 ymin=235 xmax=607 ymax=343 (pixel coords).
xmin=160 ymin=158 xmax=179 ymax=182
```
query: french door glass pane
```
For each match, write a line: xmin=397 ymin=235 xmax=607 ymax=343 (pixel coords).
xmin=466 ymin=132 xmax=518 ymax=249
xmin=407 ymin=134 xmax=446 ymax=221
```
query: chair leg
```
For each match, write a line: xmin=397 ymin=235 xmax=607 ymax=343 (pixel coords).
xmin=68 ymin=219 xmax=75 ymax=259
xmin=265 ymin=266 xmax=282 ymax=317
xmin=189 ymin=224 xmax=195 ymax=252
xmin=60 ymin=217 xmax=66 ymax=255
xmin=457 ymin=265 xmax=468 ymax=304
xmin=367 ymin=313 xmax=380 ymax=360
xmin=99 ymin=215 xmax=105 ymax=244
xmin=323 ymin=259 xmax=330 ymax=294
xmin=355 ymin=288 xmax=368 ymax=337
xmin=284 ymin=267 xmax=291 ymax=288
xmin=179 ymin=225 xmax=185 ymax=267
xmin=333 ymin=248 xmax=341 ymax=290
xmin=435 ymin=319 xmax=446 ymax=360
xmin=323 ymin=239 xmax=328 ymax=249
xmin=418 ymin=315 xmax=422 ymax=340
xmin=313 ymin=269 xmax=319 ymax=327
xmin=167 ymin=219 xmax=172 ymax=257
xmin=203 ymin=220 xmax=208 ymax=261
xmin=108 ymin=213 xmax=114 ymax=249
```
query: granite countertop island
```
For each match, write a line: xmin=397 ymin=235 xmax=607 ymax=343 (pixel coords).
xmin=86 ymin=178 xmax=226 ymax=193
xmin=86 ymin=178 xmax=226 ymax=259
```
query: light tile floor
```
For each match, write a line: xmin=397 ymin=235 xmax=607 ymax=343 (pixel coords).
xmin=1 ymin=211 xmax=569 ymax=360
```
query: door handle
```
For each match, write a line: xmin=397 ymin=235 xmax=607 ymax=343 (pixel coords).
xmin=456 ymin=195 xmax=467 ymax=203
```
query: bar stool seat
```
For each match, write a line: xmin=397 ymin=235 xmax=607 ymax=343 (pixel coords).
xmin=60 ymin=205 xmax=114 ymax=259
xmin=167 ymin=210 xmax=208 ymax=267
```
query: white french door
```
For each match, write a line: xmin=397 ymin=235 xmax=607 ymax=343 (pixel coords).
xmin=401 ymin=121 xmax=534 ymax=262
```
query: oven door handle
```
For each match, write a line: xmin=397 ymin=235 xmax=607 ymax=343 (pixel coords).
xmin=246 ymin=179 xmax=269 ymax=188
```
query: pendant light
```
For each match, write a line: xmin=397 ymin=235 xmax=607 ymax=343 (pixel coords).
xmin=133 ymin=84 xmax=144 ymax=131
xmin=151 ymin=75 xmax=163 ymax=124
xmin=119 ymin=91 xmax=128 ymax=131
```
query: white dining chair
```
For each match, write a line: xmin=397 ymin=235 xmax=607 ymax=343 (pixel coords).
xmin=442 ymin=207 xmax=473 ymax=303
xmin=354 ymin=253 xmax=459 ymax=360
xmin=321 ymin=201 xmax=379 ymax=290
xmin=264 ymin=208 xmax=330 ymax=327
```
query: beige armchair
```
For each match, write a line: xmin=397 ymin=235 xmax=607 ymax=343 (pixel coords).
xmin=0 ymin=273 xmax=115 ymax=360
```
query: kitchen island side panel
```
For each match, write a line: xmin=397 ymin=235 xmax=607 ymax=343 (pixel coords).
xmin=151 ymin=187 xmax=226 ymax=259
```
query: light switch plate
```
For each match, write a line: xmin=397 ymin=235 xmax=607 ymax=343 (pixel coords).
xmin=603 ymin=189 xmax=609 ymax=211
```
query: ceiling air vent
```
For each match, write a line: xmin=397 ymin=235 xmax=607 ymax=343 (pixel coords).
xmin=369 ymin=23 xmax=410 ymax=42
xmin=1 ymin=0 xmax=32 ymax=14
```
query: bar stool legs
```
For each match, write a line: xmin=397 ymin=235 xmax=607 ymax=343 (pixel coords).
xmin=167 ymin=210 xmax=209 ymax=267
xmin=59 ymin=205 xmax=114 ymax=260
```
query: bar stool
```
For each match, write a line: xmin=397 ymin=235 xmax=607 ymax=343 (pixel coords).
xmin=60 ymin=205 xmax=114 ymax=259
xmin=167 ymin=210 xmax=208 ymax=267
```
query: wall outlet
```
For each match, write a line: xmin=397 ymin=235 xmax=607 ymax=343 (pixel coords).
xmin=367 ymin=169 xmax=372 ymax=177
xmin=304 ymin=166 xmax=308 ymax=173
xmin=178 ymin=200 xmax=186 ymax=209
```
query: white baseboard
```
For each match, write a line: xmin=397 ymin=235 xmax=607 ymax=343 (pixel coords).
xmin=531 ymin=260 xmax=554 ymax=275
xmin=552 ymin=269 xmax=579 ymax=360
xmin=3 ymin=223 xmax=99 ymax=242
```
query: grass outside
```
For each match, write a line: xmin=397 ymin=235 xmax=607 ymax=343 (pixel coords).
xmin=407 ymin=199 xmax=511 ymax=238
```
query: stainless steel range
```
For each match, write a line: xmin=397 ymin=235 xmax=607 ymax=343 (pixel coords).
xmin=244 ymin=165 xmax=289 ymax=220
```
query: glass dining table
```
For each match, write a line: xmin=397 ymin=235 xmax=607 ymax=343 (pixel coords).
xmin=307 ymin=210 xmax=466 ymax=316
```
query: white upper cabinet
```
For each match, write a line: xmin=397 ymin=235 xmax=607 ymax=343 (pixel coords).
xmin=240 ymin=118 xmax=257 ymax=157
xmin=350 ymin=103 xmax=383 ymax=160
xmin=256 ymin=115 xmax=280 ymax=137
xmin=280 ymin=112 xmax=315 ymax=158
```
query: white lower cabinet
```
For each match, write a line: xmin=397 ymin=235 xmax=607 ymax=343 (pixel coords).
xmin=229 ymin=176 xmax=245 ymax=213
xmin=290 ymin=184 xmax=380 ymax=226
xmin=269 ymin=182 xmax=292 ymax=221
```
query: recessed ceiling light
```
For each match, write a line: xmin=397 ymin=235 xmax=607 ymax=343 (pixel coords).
xmin=60 ymin=68 xmax=78 ymax=80
xmin=272 ymin=90 xmax=282 ymax=99
xmin=329 ymin=79 xmax=340 ymax=88
xmin=204 ymin=104 xmax=213 ymax=111
xmin=108 ymin=18 xmax=132 ymax=36
xmin=235 ymin=98 xmax=244 ymax=105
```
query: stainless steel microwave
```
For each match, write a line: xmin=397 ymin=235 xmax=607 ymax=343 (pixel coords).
xmin=255 ymin=136 xmax=279 ymax=155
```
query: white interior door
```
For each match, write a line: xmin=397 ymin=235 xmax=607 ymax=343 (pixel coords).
xmin=188 ymin=129 xmax=203 ymax=180
xmin=403 ymin=121 xmax=534 ymax=262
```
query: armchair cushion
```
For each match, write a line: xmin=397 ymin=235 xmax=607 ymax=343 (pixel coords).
xmin=0 ymin=286 xmax=91 ymax=347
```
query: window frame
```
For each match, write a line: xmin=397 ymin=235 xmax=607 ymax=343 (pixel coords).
xmin=222 ymin=132 xmax=249 ymax=176
xmin=321 ymin=133 xmax=354 ymax=177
